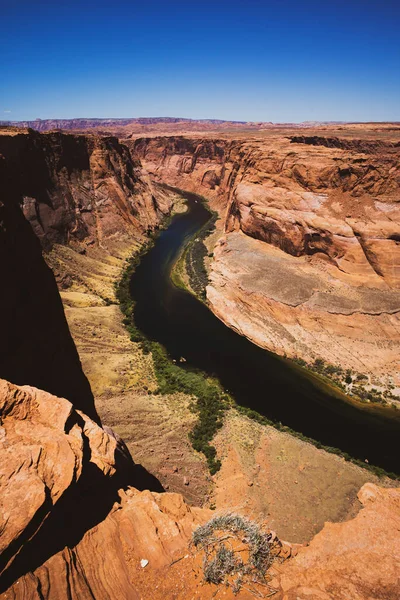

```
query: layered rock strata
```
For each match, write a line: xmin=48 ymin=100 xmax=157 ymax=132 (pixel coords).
xmin=0 ymin=128 xmax=172 ymax=419
xmin=0 ymin=129 xmax=171 ymax=251
xmin=0 ymin=132 xmax=95 ymax=418
xmin=133 ymin=133 xmax=400 ymax=387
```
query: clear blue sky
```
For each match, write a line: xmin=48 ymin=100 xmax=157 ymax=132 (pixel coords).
xmin=1 ymin=0 xmax=399 ymax=122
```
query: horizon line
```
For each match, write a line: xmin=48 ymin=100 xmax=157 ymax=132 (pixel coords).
xmin=1 ymin=116 xmax=400 ymax=125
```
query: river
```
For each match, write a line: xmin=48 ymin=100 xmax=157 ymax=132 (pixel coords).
xmin=130 ymin=190 xmax=400 ymax=475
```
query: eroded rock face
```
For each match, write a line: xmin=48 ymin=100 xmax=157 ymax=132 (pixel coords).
xmin=1 ymin=378 xmax=399 ymax=600
xmin=133 ymin=133 xmax=400 ymax=385
xmin=0 ymin=379 xmax=117 ymax=586
xmin=278 ymin=483 xmax=400 ymax=600
xmin=0 ymin=129 xmax=171 ymax=252
xmin=0 ymin=137 xmax=96 ymax=417
xmin=0 ymin=129 xmax=174 ymax=417
xmin=0 ymin=378 xmax=211 ymax=599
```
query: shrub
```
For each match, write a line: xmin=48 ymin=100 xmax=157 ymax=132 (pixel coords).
xmin=313 ymin=358 xmax=325 ymax=373
xmin=293 ymin=357 xmax=307 ymax=367
xmin=345 ymin=369 xmax=353 ymax=384
xmin=193 ymin=513 xmax=275 ymax=594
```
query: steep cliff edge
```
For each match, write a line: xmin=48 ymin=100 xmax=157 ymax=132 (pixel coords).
xmin=0 ymin=379 xmax=211 ymax=598
xmin=133 ymin=133 xmax=400 ymax=390
xmin=0 ymin=128 xmax=174 ymax=421
xmin=0 ymin=132 xmax=96 ymax=419
xmin=1 ymin=379 xmax=399 ymax=599
xmin=0 ymin=128 xmax=170 ymax=251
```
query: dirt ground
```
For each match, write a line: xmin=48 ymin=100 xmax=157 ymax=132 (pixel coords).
xmin=212 ymin=411 xmax=390 ymax=543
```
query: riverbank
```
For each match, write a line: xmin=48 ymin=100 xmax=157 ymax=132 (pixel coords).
xmin=116 ymin=239 xmax=228 ymax=475
xmin=167 ymin=192 xmax=400 ymax=413
xmin=171 ymin=210 xmax=219 ymax=301
xmin=47 ymin=187 xmax=398 ymax=544
xmin=122 ymin=234 xmax=400 ymax=479
xmin=122 ymin=190 xmax=400 ymax=478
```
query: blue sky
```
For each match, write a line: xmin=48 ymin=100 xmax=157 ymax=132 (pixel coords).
xmin=1 ymin=0 xmax=399 ymax=122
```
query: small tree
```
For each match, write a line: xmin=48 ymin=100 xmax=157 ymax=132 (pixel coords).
xmin=313 ymin=358 xmax=325 ymax=373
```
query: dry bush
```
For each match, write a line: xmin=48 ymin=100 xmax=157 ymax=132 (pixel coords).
xmin=192 ymin=513 xmax=280 ymax=596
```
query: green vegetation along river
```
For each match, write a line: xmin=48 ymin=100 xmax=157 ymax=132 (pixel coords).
xmin=129 ymin=190 xmax=400 ymax=476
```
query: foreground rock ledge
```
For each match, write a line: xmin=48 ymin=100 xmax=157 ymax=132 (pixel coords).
xmin=0 ymin=379 xmax=399 ymax=599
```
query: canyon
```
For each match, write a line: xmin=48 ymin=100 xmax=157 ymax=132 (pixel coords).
xmin=133 ymin=130 xmax=400 ymax=393
xmin=0 ymin=117 xmax=349 ymax=136
xmin=0 ymin=122 xmax=399 ymax=599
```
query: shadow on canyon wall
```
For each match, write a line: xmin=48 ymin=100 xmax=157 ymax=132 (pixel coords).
xmin=0 ymin=135 xmax=97 ymax=421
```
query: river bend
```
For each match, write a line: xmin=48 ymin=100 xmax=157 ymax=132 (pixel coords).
xmin=130 ymin=190 xmax=400 ymax=475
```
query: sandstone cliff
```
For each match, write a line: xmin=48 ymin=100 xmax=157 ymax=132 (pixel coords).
xmin=0 ymin=129 xmax=171 ymax=252
xmin=133 ymin=132 xmax=400 ymax=388
xmin=0 ymin=132 xmax=95 ymax=418
xmin=1 ymin=379 xmax=399 ymax=599
xmin=0 ymin=378 xmax=209 ymax=598
xmin=0 ymin=128 xmax=174 ymax=420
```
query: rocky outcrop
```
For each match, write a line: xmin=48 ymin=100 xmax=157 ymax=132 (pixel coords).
xmin=134 ymin=133 xmax=400 ymax=386
xmin=1 ymin=379 xmax=399 ymax=599
xmin=0 ymin=379 xmax=117 ymax=587
xmin=0 ymin=129 xmax=171 ymax=252
xmin=0 ymin=378 xmax=208 ymax=598
xmin=0 ymin=129 xmax=175 ymax=418
xmin=0 ymin=136 xmax=96 ymax=418
xmin=278 ymin=483 xmax=400 ymax=599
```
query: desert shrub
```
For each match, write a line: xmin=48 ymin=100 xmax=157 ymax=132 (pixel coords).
xmin=313 ymin=358 xmax=325 ymax=373
xmin=193 ymin=513 xmax=275 ymax=594
xmin=345 ymin=369 xmax=353 ymax=384
xmin=325 ymin=364 xmax=341 ymax=376
xmin=356 ymin=373 xmax=368 ymax=382
xmin=293 ymin=357 xmax=307 ymax=367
